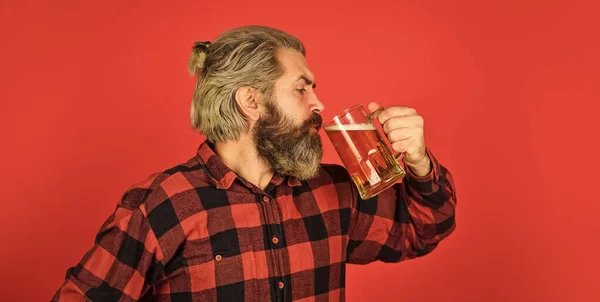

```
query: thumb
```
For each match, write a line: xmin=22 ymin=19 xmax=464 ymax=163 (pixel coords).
xmin=367 ymin=101 xmax=384 ymax=114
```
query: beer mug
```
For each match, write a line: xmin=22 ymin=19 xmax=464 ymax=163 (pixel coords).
xmin=323 ymin=104 xmax=406 ymax=199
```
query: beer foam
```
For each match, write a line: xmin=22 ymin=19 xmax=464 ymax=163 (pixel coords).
xmin=323 ymin=123 xmax=377 ymax=131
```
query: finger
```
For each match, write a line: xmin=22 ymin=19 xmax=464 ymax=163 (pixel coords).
xmin=367 ymin=102 xmax=384 ymax=115
xmin=387 ymin=128 xmax=414 ymax=143
xmin=391 ymin=140 xmax=412 ymax=154
xmin=382 ymin=115 xmax=424 ymax=134
xmin=378 ymin=106 xmax=418 ymax=124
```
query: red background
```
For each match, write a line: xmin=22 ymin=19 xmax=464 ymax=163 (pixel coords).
xmin=1 ymin=0 xmax=599 ymax=301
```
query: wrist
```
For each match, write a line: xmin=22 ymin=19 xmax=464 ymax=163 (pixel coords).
xmin=405 ymin=154 xmax=432 ymax=177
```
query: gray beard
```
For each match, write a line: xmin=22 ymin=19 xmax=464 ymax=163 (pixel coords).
xmin=252 ymin=101 xmax=323 ymax=181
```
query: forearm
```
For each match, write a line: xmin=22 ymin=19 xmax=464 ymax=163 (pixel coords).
xmin=346 ymin=149 xmax=456 ymax=263
xmin=396 ymin=150 xmax=456 ymax=251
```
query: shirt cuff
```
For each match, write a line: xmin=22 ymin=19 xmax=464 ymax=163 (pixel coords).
xmin=403 ymin=149 xmax=441 ymax=193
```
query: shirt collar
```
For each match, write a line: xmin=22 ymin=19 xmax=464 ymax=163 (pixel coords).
xmin=195 ymin=140 xmax=302 ymax=190
xmin=287 ymin=175 xmax=302 ymax=187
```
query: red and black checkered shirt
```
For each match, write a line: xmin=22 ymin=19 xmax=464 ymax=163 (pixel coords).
xmin=53 ymin=141 xmax=456 ymax=301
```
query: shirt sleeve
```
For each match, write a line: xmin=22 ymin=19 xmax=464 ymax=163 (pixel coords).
xmin=346 ymin=149 xmax=457 ymax=264
xmin=51 ymin=186 xmax=165 ymax=301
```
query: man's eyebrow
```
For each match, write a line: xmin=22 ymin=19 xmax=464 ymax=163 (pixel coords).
xmin=296 ymin=75 xmax=316 ymax=89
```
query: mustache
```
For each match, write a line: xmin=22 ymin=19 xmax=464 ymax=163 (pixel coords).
xmin=304 ymin=113 xmax=323 ymax=131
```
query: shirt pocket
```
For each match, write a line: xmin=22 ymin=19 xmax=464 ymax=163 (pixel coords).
xmin=187 ymin=245 xmax=259 ymax=294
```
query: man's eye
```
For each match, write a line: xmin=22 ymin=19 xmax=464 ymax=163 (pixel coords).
xmin=297 ymin=88 xmax=307 ymax=95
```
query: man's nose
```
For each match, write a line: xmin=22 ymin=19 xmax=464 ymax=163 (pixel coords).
xmin=309 ymin=92 xmax=324 ymax=114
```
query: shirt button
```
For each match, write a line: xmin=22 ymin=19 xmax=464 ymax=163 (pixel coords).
xmin=215 ymin=255 xmax=222 ymax=261
xmin=272 ymin=236 xmax=279 ymax=244
xmin=263 ymin=196 xmax=270 ymax=202
xmin=278 ymin=281 xmax=284 ymax=289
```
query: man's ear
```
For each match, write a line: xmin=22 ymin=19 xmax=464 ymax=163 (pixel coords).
xmin=235 ymin=86 xmax=261 ymax=121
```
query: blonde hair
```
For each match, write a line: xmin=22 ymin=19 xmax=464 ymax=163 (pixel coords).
xmin=188 ymin=26 xmax=305 ymax=142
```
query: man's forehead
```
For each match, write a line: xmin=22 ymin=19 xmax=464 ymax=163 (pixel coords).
xmin=278 ymin=48 xmax=315 ymax=82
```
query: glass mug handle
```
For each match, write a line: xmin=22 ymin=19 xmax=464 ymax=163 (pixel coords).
xmin=367 ymin=107 xmax=404 ymax=161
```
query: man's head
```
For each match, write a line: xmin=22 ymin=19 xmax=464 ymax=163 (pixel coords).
xmin=189 ymin=26 xmax=325 ymax=180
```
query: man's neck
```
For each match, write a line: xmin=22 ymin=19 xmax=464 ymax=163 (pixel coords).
xmin=213 ymin=135 xmax=274 ymax=190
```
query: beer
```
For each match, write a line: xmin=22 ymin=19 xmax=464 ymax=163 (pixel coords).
xmin=324 ymin=123 xmax=406 ymax=199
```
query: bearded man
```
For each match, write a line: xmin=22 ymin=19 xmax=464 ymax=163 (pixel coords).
xmin=53 ymin=25 xmax=457 ymax=302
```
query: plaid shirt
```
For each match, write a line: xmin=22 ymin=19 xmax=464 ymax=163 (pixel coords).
xmin=53 ymin=141 xmax=456 ymax=302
